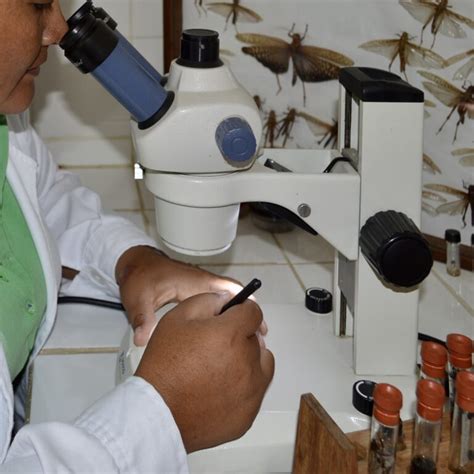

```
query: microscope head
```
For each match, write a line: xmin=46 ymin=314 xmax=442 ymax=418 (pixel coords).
xmin=131 ymin=29 xmax=263 ymax=255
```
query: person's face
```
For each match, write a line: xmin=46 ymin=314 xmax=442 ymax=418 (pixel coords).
xmin=0 ymin=0 xmax=68 ymax=114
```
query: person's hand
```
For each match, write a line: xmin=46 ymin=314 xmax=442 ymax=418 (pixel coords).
xmin=116 ymin=246 xmax=253 ymax=346
xmin=135 ymin=292 xmax=275 ymax=453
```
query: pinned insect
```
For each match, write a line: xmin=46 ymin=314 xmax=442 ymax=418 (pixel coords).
xmin=424 ymin=183 xmax=474 ymax=227
xmin=418 ymin=71 xmax=473 ymax=142
xmin=444 ymin=49 xmax=474 ymax=81
xmin=452 ymin=148 xmax=474 ymax=167
xmin=237 ymin=25 xmax=354 ymax=105
xmin=422 ymin=188 xmax=446 ymax=216
xmin=359 ymin=32 xmax=444 ymax=81
xmin=275 ymin=108 xmax=297 ymax=147
xmin=297 ymin=111 xmax=338 ymax=148
xmin=399 ymin=0 xmax=474 ymax=48
xmin=263 ymin=110 xmax=278 ymax=148
xmin=423 ymin=154 xmax=442 ymax=174
xmin=206 ymin=0 xmax=262 ymax=31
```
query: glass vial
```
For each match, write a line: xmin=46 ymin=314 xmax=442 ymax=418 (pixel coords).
xmin=420 ymin=341 xmax=448 ymax=386
xmin=368 ymin=383 xmax=403 ymax=474
xmin=445 ymin=229 xmax=461 ymax=277
xmin=448 ymin=371 xmax=474 ymax=473
xmin=447 ymin=334 xmax=472 ymax=418
xmin=410 ymin=379 xmax=445 ymax=474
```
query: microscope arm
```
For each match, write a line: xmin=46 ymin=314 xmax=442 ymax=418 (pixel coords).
xmin=144 ymin=152 xmax=360 ymax=261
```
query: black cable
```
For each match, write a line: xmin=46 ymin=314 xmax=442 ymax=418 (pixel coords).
xmin=417 ymin=332 xmax=447 ymax=347
xmin=57 ymin=296 xmax=125 ymax=311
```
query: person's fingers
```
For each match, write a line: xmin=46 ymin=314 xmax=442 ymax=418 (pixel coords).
xmin=123 ymin=291 xmax=158 ymax=346
xmin=167 ymin=291 xmax=232 ymax=321
xmin=131 ymin=311 xmax=157 ymax=346
xmin=259 ymin=348 xmax=275 ymax=388
xmin=259 ymin=319 xmax=268 ymax=336
xmin=222 ymin=299 xmax=263 ymax=337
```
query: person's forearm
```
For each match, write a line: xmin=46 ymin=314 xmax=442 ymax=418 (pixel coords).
xmin=115 ymin=245 xmax=167 ymax=285
xmin=2 ymin=377 xmax=188 ymax=473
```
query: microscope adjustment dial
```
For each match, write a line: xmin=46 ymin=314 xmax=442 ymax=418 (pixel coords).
xmin=215 ymin=117 xmax=257 ymax=166
xmin=360 ymin=210 xmax=433 ymax=288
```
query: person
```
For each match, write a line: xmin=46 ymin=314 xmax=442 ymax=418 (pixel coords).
xmin=0 ymin=1 xmax=274 ymax=472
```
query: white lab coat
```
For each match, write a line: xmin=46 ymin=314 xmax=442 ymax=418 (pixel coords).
xmin=0 ymin=113 xmax=188 ymax=473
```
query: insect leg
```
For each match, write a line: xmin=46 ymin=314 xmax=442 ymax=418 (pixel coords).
xmin=275 ymin=75 xmax=282 ymax=95
xmin=301 ymin=24 xmax=308 ymax=41
xmin=302 ymin=82 xmax=307 ymax=107
xmin=436 ymin=106 xmax=457 ymax=135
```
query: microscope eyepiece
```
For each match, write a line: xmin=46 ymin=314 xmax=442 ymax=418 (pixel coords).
xmin=177 ymin=29 xmax=223 ymax=69
xmin=60 ymin=1 xmax=173 ymax=129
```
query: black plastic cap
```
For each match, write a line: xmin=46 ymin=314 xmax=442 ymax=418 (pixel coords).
xmin=340 ymin=67 xmax=424 ymax=103
xmin=445 ymin=229 xmax=461 ymax=243
xmin=352 ymin=380 xmax=376 ymax=416
xmin=360 ymin=210 xmax=433 ymax=288
xmin=305 ymin=288 xmax=332 ymax=314
xmin=176 ymin=29 xmax=223 ymax=68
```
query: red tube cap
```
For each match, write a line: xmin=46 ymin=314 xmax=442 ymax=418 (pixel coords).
xmin=373 ymin=383 xmax=403 ymax=426
xmin=447 ymin=334 xmax=472 ymax=369
xmin=421 ymin=341 xmax=447 ymax=379
xmin=456 ymin=371 xmax=474 ymax=413
xmin=416 ymin=379 xmax=445 ymax=421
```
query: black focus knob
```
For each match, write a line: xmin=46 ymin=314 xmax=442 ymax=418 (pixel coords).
xmin=177 ymin=29 xmax=223 ymax=68
xmin=360 ymin=210 xmax=433 ymax=288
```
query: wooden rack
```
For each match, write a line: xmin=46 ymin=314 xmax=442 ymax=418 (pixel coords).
xmin=293 ymin=393 xmax=454 ymax=473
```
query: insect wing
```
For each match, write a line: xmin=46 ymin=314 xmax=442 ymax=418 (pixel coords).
xmin=453 ymin=148 xmax=474 ymax=167
xmin=447 ymin=10 xmax=474 ymax=30
xmin=437 ymin=11 xmax=468 ymax=39
xmin=237 ymin=33 xmax=291 ymax=73
xmin=445 ymin=49 xmax=474 ymax=66
xmin=436 ymin=199 xmax=467 ymax=216
xmin=460 ymin=155 xmax=474 ymax=167
xmin=419 ymin=71 xmax=462 ymax=107
xmin=235 ymin=4 xmax=263 ymax=22
xmin=423 ymin=201 xmax=439 ymax=216
xmin=423 ymin=154 xmax=442 ymax=174
xmin=399 ymin=0 xmax=436 ymax=25
xmin=424 ymin=183 xmax=466 ymax=197
xmin=406 ymin=43 xmax=445 ymax=69
xmin=296 ymin=111 xmax=332 ymax=136
xmin=242 ymin=46 xmax=290 ymax=74
xmin=359 ymin=39 xmax=400 ymax=61
xmin=236 ymin=33 xmax=288 ymax=47
xmin=422 ymin=190 xmax=447 ymax=202
xmin=300 ymin=45 xmax=354 ymax=66
xmin=454 ymin=58 xmax=474 ymax=81
xmin=293 ymin=52 xmax=340 ymax=82
xmin=206 ymin=3 xmax=262 ymax=23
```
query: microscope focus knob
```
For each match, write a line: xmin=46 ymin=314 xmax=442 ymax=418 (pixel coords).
xmin=215 ymin=117 xmax=257 ymax=166
xmin=360 ymin=210 xmax=433 ymax=287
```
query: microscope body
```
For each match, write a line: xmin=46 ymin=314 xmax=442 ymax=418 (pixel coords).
xmin=132 ymin=59 xmax=262 ymax=174
xmin=61 ymin=3 xmax=430 ymax=376
xmin=333 ymin=70 xmax=427 ymax=374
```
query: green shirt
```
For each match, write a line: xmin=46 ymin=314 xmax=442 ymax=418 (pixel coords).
xmin=0 ymin=115 xmax=47 ymax=379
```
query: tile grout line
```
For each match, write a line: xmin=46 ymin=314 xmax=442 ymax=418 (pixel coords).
xmin=40 ymin=347 xmax=119 ymax=356
xmin=431 ymin=269 xmax=474 ymax=317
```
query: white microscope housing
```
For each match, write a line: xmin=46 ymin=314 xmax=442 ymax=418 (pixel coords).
xmin=130 ymin=30 xmax=433 ymax=376
xmin=131 ymin=29 xmax=262 ymax=255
